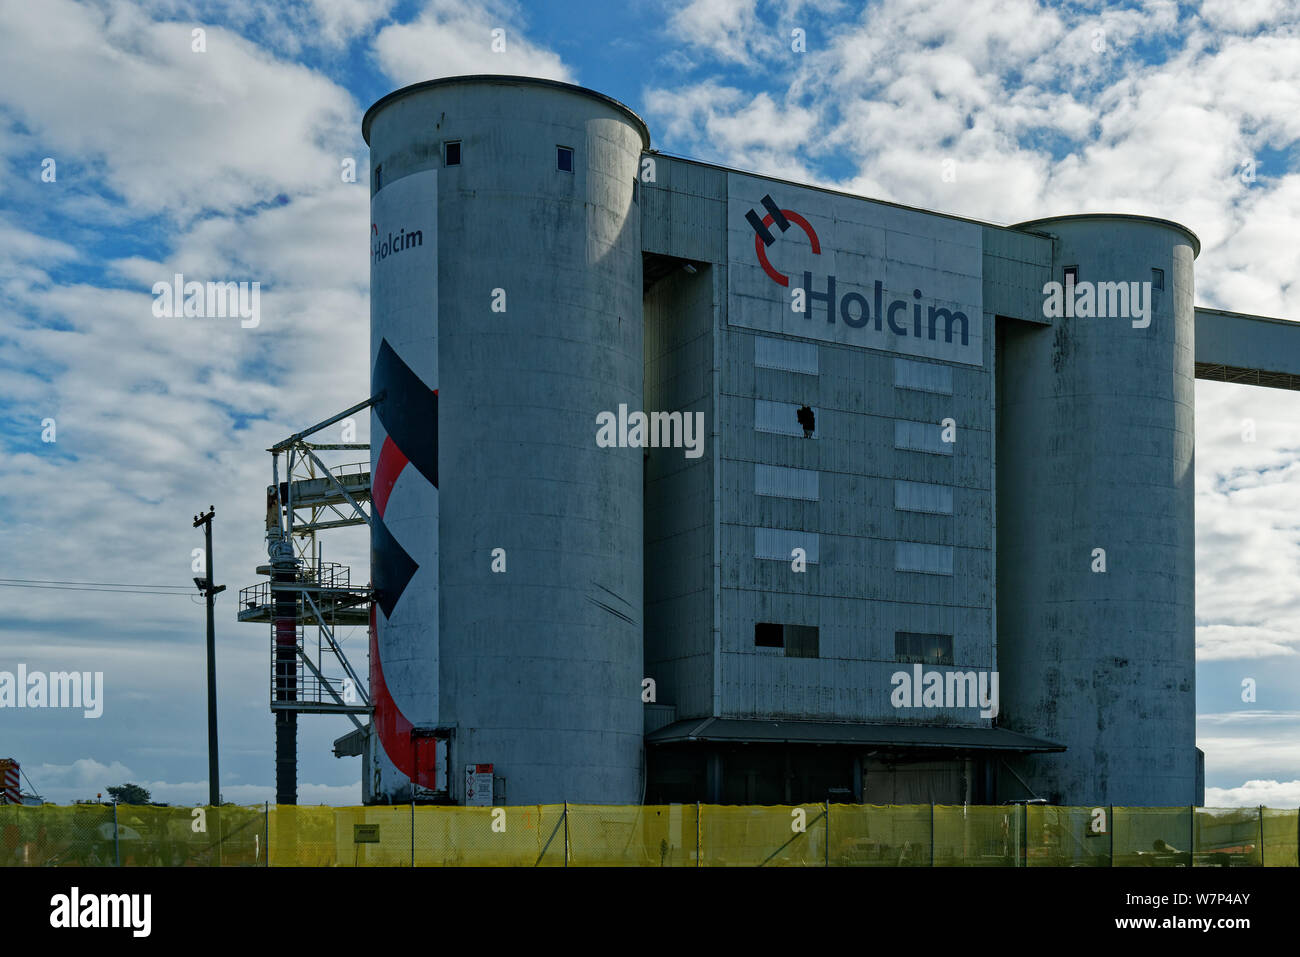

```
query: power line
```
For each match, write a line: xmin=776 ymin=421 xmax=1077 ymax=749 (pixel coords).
xmin=0 ymin=582 xmax=198 ymax=597
xmin=0 ymin=577 xmax=194 ymax=590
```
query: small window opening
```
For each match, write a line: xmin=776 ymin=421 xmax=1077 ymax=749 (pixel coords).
xmin=444 ymin=141 xmax=461 ymax=166
xmin=557 ymin=146 xmax=574 ymax=172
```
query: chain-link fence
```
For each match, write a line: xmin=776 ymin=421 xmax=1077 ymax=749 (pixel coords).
xmin=0 ymin=803 xmax=264 ymax=866
xmin=2 ymin=803 xmax=1296 ymax=866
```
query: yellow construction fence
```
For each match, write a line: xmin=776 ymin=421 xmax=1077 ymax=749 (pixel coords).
xmin=1 ymin=803 xmax=1295 ymax=867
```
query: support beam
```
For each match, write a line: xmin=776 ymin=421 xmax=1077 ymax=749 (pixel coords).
xmin=270 ymin=394 xmax=383 ymax=452
xmin=1195 ymin=308 xmax=1300 ymax=391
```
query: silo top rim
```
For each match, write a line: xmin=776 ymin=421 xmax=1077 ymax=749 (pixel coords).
xmin=1012 ymin=213 xmax=1200 ymax=258
xmin=362 ymin=74 xmax=651 ymax=149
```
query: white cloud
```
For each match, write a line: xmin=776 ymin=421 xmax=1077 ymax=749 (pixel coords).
xmin=308 ymin=0 xmax=397 ymax=46
xmin=26 ymin=758 xmax=361 ymax=805
xmin=1198 ymin=0 xmax=1298 ymax=34
xmin=0 ymin=0 xmax=360 ymax=220
xmin=1195 ymin=380 xmax=1300 ymax=662
xmin=372 ymin=0 xmax=573 ymax=87
xmin=1204 ymin=779 xmax=1300 ymax=808
xmin=666 ymin=0 xmax=769 ymax=68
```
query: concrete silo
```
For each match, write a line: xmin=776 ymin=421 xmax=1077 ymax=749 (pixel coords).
xmin=997 ymin=214 xmax=1199 ymax=806
xmin=363 ymin=76 xmax=648 ymax=805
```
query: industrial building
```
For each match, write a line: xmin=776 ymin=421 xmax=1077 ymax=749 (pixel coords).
xmin=240 ymin=74 xmax=1300 ymax=810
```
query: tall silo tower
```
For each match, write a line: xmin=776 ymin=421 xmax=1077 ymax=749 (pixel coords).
xmin=363 ymin=76 xmax=648 ymax=805
xmin=997 ymin=214 xmax=1199 ymax=806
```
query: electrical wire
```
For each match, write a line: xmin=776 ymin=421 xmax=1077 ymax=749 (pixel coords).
xmin=0 ymin=582 xmax=198 ymax=597
xmin=0 ymin=577 xmax=194 ymax=590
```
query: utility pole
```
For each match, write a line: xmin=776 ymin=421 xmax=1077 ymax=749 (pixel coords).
xmin=193 ymin=506 xmax=225 ymax=807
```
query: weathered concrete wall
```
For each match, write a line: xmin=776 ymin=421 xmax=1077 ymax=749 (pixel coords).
xmin=643 ymin=263 xmax=717 ymax=720
xmin=998 ymin=214 xmax=1198 ymax=806
xmin=366 ymin=77 xmax=647 ymax=804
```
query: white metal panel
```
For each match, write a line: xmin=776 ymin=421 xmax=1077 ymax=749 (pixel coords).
xmin=895 ymin=542 xmax=954 ymax=575
xmin=894 ymin=419 xmax=953 ymax=455
xmin=894 ymin=357 xmax=954 ymax=395
xmin=894 ymin=480 xmax=954 ymax=514
xmin=755 ymin=399 xmax=819 ymax=437
xmin=756 ymin=464 xmax=820 ymax=500
xmin=754 ymin=335 xmax=819 ymax=375
xmin=754 ymin=527 xmax=820 ymax=563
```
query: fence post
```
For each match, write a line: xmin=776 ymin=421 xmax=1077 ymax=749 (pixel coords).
xmin=1022 ymin=803 xmax=1028 ymax=867
xmin=1109 ymin=806 xmax=1115 ymax=867
xmin=696 ymin=802 xmax=701 ymax=867
xmin=1189 ymin=805 xmax=1195 ymax=868
xmin=411 ymin=798 xmax=415 ymax=868
xmin=112 ymin=801 xmax=120 ymax=867
xmin=1258 ymin=805 xmax=1264 ymax=867
xmin=264 ymin=802 xmax=269 ymax=867
xmin=563 ymin=802 xmax=569 ymax=867
xmin=929 ymin=804 xmax=934 ymax=867
xmin=824 ymin=801 xmax=830 ymax=867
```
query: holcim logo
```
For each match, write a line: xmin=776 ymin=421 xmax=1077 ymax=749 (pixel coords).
xmin=372 ymin=221 xmax=423 ymax=263
xmin=747 ymin=193 xmax=821 ymax=287
xmin=746 ymin=192 xmax=970 ymax=347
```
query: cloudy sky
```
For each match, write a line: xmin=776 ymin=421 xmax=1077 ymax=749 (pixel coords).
xmin=0 ymin=0 xmax=1297 ymax=807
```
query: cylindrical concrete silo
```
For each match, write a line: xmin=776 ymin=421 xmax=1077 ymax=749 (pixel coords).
xmin=363 ymin=76 xmax=648 ymax=805
xmin=997 ymin=214 xmax=1198 ymax=806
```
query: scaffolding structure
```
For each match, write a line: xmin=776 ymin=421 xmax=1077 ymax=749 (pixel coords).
xmin=238 ymin=398 xmax=377 ymax=804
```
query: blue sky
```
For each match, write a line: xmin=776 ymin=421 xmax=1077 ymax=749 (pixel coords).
xmin=1 ymin=0 xmax=1298 ymax=806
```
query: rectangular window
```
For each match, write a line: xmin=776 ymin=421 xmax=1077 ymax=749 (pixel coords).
xmin=557 ymin=145 xmax=574 ymax=172
xmin=895 ymin=632 xmax=954 ymax=666
xmin=894 ymin=420 xmax=953 ymax=455
xmin=444 ymin=141 xmax=461 ymax=166
xmin=1063 ymin=265 xmax=1078 ymax=287
xmin=374 ymin=164 xmax=382 ymax=190
xmin=632 ymin=177 xmax=638 ymax=204
xmin=894 ymin=480 xmax=954 ymax=515
xmin=894 ymin=358 xmax=953 ymax=395
xmin=895 ymin=542 xmax=954 ymax=575
xmin=754 ymin=623 xmax=819 ymax=658
xmin=1152 ymin=267 xmax=1164 ymax=290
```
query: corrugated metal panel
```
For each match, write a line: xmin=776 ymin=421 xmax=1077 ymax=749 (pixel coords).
xmin=754 ymin=527 xmax=820 ymax=563
xmin=894 ymin=357 xmax=953 ymax=394
xmin=894 ymin=480 xmax=954 ymax=514
xmin=755 ymin=464 xmax=820 ymax=500
xmin=982 ymin=226 xmax=1053 ymax=325
xmin=895 ymin=542 xmax=954 ymax=575
xmin=894 ymin=419 xmax=953 ymax=455
xmin=754 ymin=335 xmax=819 ymax=375
xmin=755 ymin=399 xmax=819 ymax=437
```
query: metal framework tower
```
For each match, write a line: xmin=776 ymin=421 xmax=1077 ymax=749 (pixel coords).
xmin=238 ymin=398 xmax=377 ymax=805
